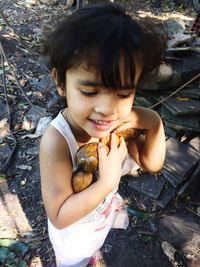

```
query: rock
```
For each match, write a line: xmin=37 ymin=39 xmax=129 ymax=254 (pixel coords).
xmin=168 ymin=33 xmax=195 ymax=48
xmin=159 ymin=214 xmax=200 ymax=266
xmin=22 ymin=106 xmax=48 ymax=131
xmin=163 ymin=19 xmax=185 ymax=38
xmin=22 ymin=116 xmax=52 ymax=139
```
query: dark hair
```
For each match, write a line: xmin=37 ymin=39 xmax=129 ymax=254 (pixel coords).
xmin=44 ymin=3 xmax=166 ymax=89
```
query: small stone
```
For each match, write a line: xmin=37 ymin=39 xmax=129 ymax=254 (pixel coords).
xmin=105 ymin=244 xmax=112 ymax=253
xmin=18 ymin=165 xmax=32 ymax=171
xmin=21 ymin=180 xmax=26 ymax=186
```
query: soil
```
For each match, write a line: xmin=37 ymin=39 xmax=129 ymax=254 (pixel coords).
xmin=0 ymin=1 xmax=200 ymax=267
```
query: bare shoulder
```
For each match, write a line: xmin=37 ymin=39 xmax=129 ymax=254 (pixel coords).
xmin=40 ymin=124 xmax=67 ymax=152
xmin=131 ymin=106 xmax=161 ymax=118
xmin=39 ymin=124 xmax=72 ymax=179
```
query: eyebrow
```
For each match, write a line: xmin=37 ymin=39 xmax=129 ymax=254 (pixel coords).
xmin=76 ymin=79 xmax=136 ymax=90
xmin=76 ymin=79 xmax=102 ymax=87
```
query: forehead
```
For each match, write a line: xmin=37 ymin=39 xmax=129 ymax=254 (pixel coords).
xmin=68 ymin=53 xmax=144 ymax=88
xmin=68 ymin=61 xmax=99 ymax=80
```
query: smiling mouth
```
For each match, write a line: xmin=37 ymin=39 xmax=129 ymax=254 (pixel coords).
xmin=91 ymin=119 xmax=113 ymax=125
xmin=88 ymin=119 xmax=116 ymax=131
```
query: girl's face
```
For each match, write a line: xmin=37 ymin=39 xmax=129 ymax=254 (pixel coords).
xmin=59 ymin=60 xmax=143 ymax=142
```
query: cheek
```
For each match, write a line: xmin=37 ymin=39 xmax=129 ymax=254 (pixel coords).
xmin=118 ymin=102 xmax=132 ymax=119
xmin=119 ymin=98 xmax=134 ymax=119
xmin=67 ymin=92 xmax=90 ymax=115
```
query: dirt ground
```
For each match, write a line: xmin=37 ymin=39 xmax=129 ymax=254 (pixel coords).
xmin=0 ymin=0 xmax=200 ymax=266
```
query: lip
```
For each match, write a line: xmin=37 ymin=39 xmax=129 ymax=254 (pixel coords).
xmin=88 ymin=119 xmax=116 ymax=132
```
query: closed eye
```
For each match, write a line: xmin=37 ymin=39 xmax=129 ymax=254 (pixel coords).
xmin=80 ymin=90 xmax=97 ymax=96
xmin=117 ymin=93 xmax=133 ymax=99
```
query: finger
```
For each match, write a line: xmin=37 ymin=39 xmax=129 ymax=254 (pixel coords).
xmin=99 ymin=135 xmax=110 ymax=145
xmin=110 ymin=133 xmax=118 ymax=149
xmin=115 ymin=121 xmax=132 ymax=134
xmin=118 ymin=136 xmax=126 ymax=148
xmin=118 ymin=137 xmax=128 ymax=160
xmin=98 ymin=143 xmax=107 ymax=161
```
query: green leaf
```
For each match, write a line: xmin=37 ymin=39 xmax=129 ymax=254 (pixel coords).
xmin=0 ymin=239 xmax=28 ymax=256
xmin=0 ymin=247 xmax=9 ymax=264
xmin=0 ymin=66 xmax=10 ymax=75
xmin=0 ymin=174 xmax=6 ymax=181
xmin=127 ymin=207 xmax=152 ymax=219
xmin=17 ymin=260 xmax=27 ymax=267
xmin=4 ymin=251 xmax=16 ymax=266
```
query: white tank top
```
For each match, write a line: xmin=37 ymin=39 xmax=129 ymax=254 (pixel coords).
xmin=47 ymin=110 xmax=138 ymax=266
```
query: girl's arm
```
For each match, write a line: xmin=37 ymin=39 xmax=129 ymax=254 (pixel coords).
xmin=40 ymin=126 xmax=126 ymax=229
xmin=117 ymin=107 xmax=166 ymax=173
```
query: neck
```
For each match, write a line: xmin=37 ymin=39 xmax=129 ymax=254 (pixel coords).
xmin=62 ymin=109 xmax=97 ymax=145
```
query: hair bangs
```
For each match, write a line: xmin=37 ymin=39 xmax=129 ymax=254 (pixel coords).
xmin=82 ymin=23 xmax=137 ymax=89
xmin=96 ymin=32 xmax=137 ymax=90
xmin=100 ymin=54 xmax=136 ymax=90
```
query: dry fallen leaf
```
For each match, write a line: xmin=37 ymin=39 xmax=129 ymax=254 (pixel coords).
xmin=0 ymin=118 xmax=9 ymax=138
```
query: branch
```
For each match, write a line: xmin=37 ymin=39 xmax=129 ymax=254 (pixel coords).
xmin=0 ymin=41 xmax=46 ymax=116
xmin=0 ymin=45 xmax=17 ymax=172
xmin=150 ymin=72 xmax=200 ymax=109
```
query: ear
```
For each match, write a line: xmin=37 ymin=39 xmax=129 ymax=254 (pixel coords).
xmin=51 ymin=68 xmax=66 ymax=97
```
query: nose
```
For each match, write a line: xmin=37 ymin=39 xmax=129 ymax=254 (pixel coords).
xmin=94 ymin=94 xmax=116 ymax=116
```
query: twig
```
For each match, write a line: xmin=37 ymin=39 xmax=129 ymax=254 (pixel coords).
xmin=0 ymin=6 xmax=35 ymax=54
xmin=1 ymin=56 xmax=11 ymax=131
xmin=0 ymin=41 xmax=45 ymax=116
xmin=137 ymin=230 xmax=155 ymax=236
xmin=0 ymin=41 xmax=33 ymax=106
xmin=0 ymin=44 xmax=17 ymax=173
xmin=150 ymin=72 xmax=200 ymax=109
xmin=186 ymin=207 xmax=200 ymax=217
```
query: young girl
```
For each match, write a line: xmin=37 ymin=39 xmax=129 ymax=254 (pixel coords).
xmin=40 ymin=3 xmax=166 ymax=266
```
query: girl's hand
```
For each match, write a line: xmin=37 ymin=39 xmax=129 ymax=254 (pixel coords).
xmin=97 ymin=133 xmax=127 ymax=190
xmin=116 ymin=107 xmax=166 ymax=173
xmin=114 ymin=120 xmax=136 ymax=134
